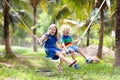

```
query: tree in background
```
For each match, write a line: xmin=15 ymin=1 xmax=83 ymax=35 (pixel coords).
xmin=3 ymin=0 xmax=15 ymax=58
xmin=95 ymin=0 xmax=109 ymax=59
xmin=0 ymin=1 xmax=4 ymax=45
xmin=113 ymin=0 xmax=120 ymax=67
xmin=1 ymin=0 xmax=32 ymax=58
xmin=30 ymin=0 xmax=40 ymax=52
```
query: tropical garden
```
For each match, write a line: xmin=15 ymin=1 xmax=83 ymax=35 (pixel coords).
xmin=0 ymin=0 xmax=120 ymax=80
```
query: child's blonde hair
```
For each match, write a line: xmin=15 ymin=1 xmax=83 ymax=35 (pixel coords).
xmin=48 ymin=24 xmax=58 ymax=38
xmin=61 ymin=25 xmax=72 ymax=34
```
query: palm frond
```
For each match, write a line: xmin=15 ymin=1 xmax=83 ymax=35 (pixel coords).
xmin=16 ymin=11 xmax=33 ymax=35
xmin=51 ymin=6 xmax=72 ymax=23
xmin=2 ymin=0 xmax=33 ymax=35
xmin=40 ymin=0 xmax=49 ymax=12
xmin=62 ymin=0 xmax=94 ymax=21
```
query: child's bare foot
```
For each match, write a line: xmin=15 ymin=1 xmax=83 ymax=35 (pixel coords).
xmin=57 ymin=65 xmax=63 ymax=73
xmin=69 ymin=60 xmax=76 ymax=67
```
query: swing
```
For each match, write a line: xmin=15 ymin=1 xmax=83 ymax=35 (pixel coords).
xmin=36 ymin=36 xmax=60 ymax=60
xmin=45 ymin=49 xmax=59 ymax=60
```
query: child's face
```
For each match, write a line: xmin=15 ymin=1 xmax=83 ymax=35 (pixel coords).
xmin=63 ymin=28 xmax=70 ymax=36
xmin=49 ymin=26 xmax=57 ymax=35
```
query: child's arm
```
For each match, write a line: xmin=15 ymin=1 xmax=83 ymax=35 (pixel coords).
xmin=73 ymin=38 xmax=82 ymax=43
xmin=56 ymin=42 xmax=62 ymax=49
xmin=72 ymin=38 xmax=80 ymax=43
xmin=39 ymin=34 xmax=47 ymax=42
xmin=62 ymin=43 xmax=68 ymax=52
xmin=33 ymin=34 xmax=47 ymax=45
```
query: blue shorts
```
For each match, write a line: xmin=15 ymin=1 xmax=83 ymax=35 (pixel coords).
xmin=45 ymin=47 xmax=62 ymax=60
xmin=67 ymin=46 xmax=78 ymax=53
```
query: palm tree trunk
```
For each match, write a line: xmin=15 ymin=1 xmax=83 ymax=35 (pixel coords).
xmin=113 ymin=0 xmax=120 ymax=67
xmin=30 ymin=0 xmax=39 ymax=52
xmin=33 ymin=7 xmax=37 ymax=52
xmin=3 ymin=0 xmax=15 ymax=58
xmin=97 ymin=8 xmax=104 ymax=59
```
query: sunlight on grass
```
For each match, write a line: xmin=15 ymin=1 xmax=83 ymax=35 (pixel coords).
xmin=0 ymin=45 xmax=120 ymax=80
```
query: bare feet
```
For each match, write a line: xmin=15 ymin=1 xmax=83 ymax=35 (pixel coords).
xmin=57 ymin=65 xmax=63 ymax=73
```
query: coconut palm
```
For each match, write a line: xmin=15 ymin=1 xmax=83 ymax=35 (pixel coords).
xmin=30 ymin=0 xmax=40 ymax=52
xmin=2 ymin=0 xmax=15 ymax=58
xmin=0 ymin=1 xmax=4 ymax=44
xmin=113 ymin=0 xmax=120 ymax=67
xmin=1 ymin=0 xmax=32 ymax=58
xmin=95 ymin=0 xmax=110 ymax=59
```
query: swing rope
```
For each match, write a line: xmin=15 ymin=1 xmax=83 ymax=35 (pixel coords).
xmin=4 ymin=0 xmax=33 ymax=35
xmin=3 ymin=0 xmax=43 ymax=44
xmin=76 ymin=0 xmax=106 ymax=46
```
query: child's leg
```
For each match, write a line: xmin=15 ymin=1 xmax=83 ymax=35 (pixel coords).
xmin=57 ymin=51 xmax=65 ymax=68
xmin=67 ymin=47 xmax=76 ymax=61
xmin=71 ymin=50 xmax=76 ymax=61
xmin=58 ymin=58 xmax=64 ymax=67
xmin=55 ymin=51 xmax=76 ymax=67
xmin=78 ymin=48 xmax=93 ymax=63
xmin=69 ymin=49 xmax=80 ymax=69
xmin=61 ymin=51 xmax=66 ymax=57
xmin=77 ymin=48 xmax=87 ymax=59
xmin=57 ymin=58 xmax=63 ymax=73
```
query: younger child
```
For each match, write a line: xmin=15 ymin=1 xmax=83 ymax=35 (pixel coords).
xmin=33 ymin=24 xmax=76 ymax=73
xmin=61 ymin=25 xmax=92 ymax=69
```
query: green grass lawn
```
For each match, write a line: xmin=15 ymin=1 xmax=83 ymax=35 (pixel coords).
xmin=0 ymin=45 xmax=120 ymax=80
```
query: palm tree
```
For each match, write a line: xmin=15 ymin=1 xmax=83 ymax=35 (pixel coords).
xmin=113 ymin=0 xmax=120 ymax=67
xmin=0 ymin=1 xmax=4 ymax=45
xmin=109 ymin=0 xmax=116 ymax=50
xmin=97 ymin=7 xmax=104 ymax=59
xmin=30 ymin=0 xmax=40 ymax=52
xmin=1 ymin=0 xmax=32 ymax=58
xmin=3 ymin=0 xmax=15 ymax=58
xmin=95 ymin=0 xmax=108 ymax=59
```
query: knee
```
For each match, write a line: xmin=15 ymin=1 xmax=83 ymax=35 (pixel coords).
xmin=56 ymin=51 xmax=64 ymax=56
xmin=79 ymin=47 xmax=82 ymax=50
xmin=61 ymin=51 xmax=66 ymax=56
xmin=70 ymin=50 xmax=75 ymax=53
xmin=77 ymin=48 xmax=81 ymax=51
